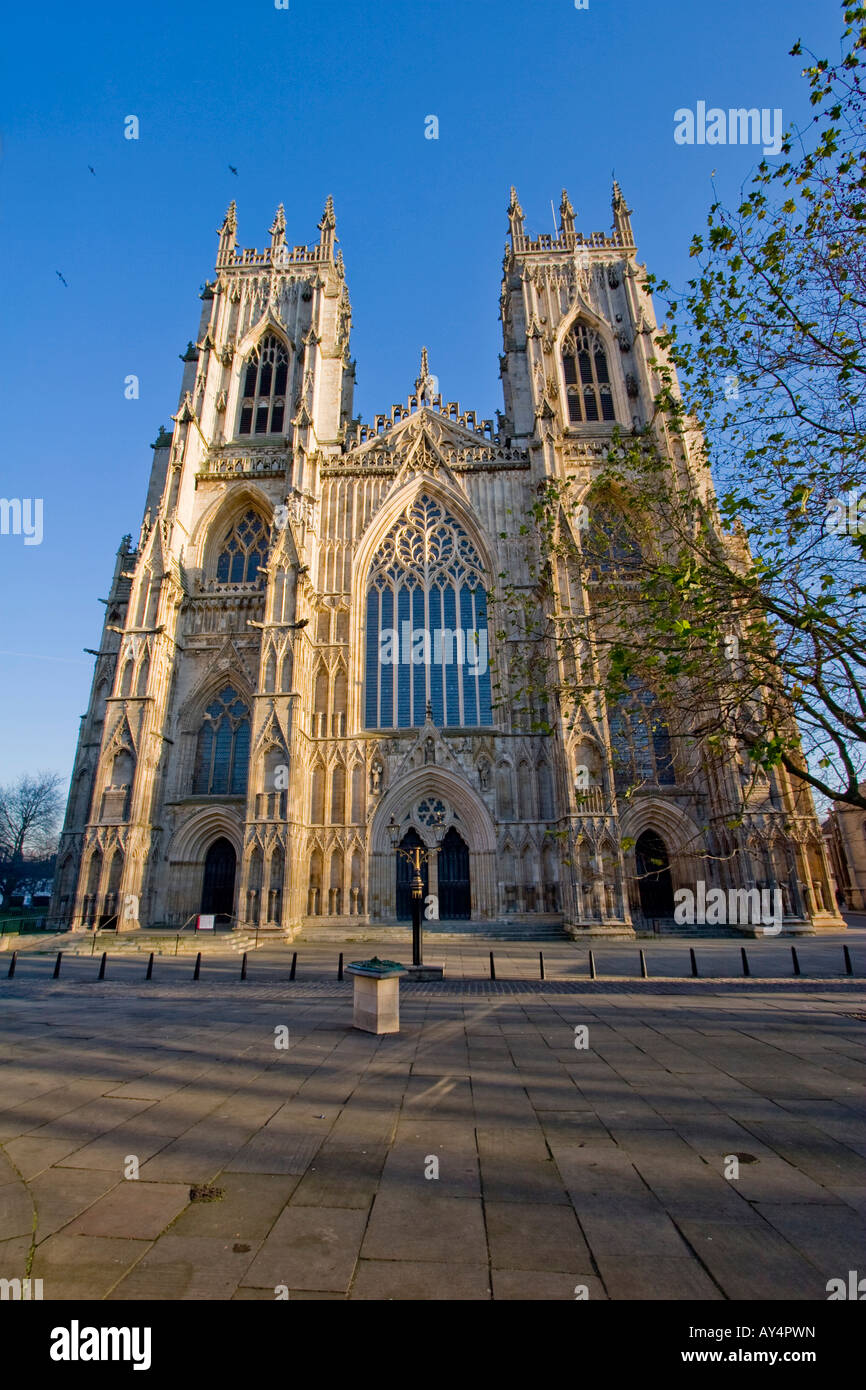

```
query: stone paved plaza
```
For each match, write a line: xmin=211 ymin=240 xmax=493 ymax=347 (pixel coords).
xmin=0 ymin=954 xmax=864 ymax=1300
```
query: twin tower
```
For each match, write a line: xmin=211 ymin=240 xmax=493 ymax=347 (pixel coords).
xmin=48 ymin=187 xmax=842 ymax=936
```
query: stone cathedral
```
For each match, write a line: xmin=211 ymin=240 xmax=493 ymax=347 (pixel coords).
xmin=49 ymin=187 xmax=844 ymax=938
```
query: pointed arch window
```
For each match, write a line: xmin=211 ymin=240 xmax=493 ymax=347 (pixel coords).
xmin=608 ymin=680 xmax=676 ymax=793
xmin=562 ymin=325 xmax=616 ymax=424
xmin=582 ymin=503 xmax=642 ymax=580
xmin=216 ymin=509 xmax=269 ymax=584
xmin=364 ymin=493 xmax=493 ymax=729
xmin=238 ymin=335 xmax=288 ymax=436
xmin=193 ymin=687 xmax=250 ymax=795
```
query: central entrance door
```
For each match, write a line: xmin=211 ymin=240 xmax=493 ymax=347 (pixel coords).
xmin=635 ymin=829 xmax=674 ymax=920
xmin=201 ymin=837 xmax=236 ymax=921
xmin=395 ymin=829 xmax=428 ymax=921
xmin=437 ymin=826 xmax=471 ymax=920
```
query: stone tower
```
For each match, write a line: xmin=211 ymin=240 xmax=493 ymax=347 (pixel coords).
xmin=49 ymin=188 xmax=844 ymax=937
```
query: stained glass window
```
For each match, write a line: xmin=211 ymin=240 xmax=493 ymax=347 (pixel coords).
xmin=365 ymin=494 xmax=493 ymax=729
xmin=216 ymin=510 xmax=269 ymax=584
xmin=609 ymin=680 xmax=676 ymax=793
xmin=193 ymin=687 xmax=251 ymax=795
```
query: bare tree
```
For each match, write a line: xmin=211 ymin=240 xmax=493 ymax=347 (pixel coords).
xmin=0 ymin=772 xmax=64 ymax=903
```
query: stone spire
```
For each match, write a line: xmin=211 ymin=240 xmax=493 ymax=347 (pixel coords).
xmin=318 ymin=195 xmax=337 ymax=254
xmin=559 ymin=188 xmax=576 ymax=237
xmin=507 ymin=186 xmax=525 ymax=241
xmin=414 ymin=346 xmax=436 ymax=404
xmin=269 ymin=203 xmax=287 ymax=253
xmin=612 ymin=178 xmax=634 ymax=245
xmin=217 ymin=201 xmax=237 ymax=261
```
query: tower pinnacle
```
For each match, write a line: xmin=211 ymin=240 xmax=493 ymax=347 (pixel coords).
xmin=269 ymin=203 xmax=287 ymax=252
xmin=612 ymin=177 xmax=634 ymax=245
xmin=507 ymin=186 xmax=525 ymax=241
xmin=415 ymin=347 xmax=436 ymax=404
xmin=559 ymin=188 xmax=576 ymax=237
xmin=217 ymin=201 xmax=237 ymax=261
xmin=318 ymin=195 xmax=337 ymax=254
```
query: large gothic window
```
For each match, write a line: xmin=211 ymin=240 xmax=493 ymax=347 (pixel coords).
xmin=238 ymin=335 xmax=288 ymax=436
xmin=216 ymin=510 xmax=269 ymax=584
xmin=193 ymin=687 xmax=251 ymax=795
xmin=582 ymin=504 xmax=642 ymax=580
xmin=365 ymin=494 xmax=493 ymax=729
xmin=608 ymin=680 xmax=675 ymax=793
xmin=562 ymin=325 xmax=616 ymax=424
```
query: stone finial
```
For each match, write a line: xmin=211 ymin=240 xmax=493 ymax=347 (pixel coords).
xmin=414 ymin=346 xmax=435 ymax=404
xmin=559 ymin=188 xmax=576 ymax=236
xmin=507 ymin=185 xmax=525 ymax=241
xmin=318 ymin=195 xmax=337 ymax=252
xmin=612 ymin=177 xmax=634 ymax=244
xmin=269 ymin=203 xmax=287 ymax=248
xmin=217 ymin=201 xmax=237 ymax=263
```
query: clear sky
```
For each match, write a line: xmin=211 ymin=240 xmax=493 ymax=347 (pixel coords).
xmin=0 ymin=0 xmax=843 ymax=791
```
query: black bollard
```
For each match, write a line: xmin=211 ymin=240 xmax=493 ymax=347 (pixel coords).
xmin=539 ymin=951 xmax=545 ymax=980
xmin=640 ymin=949 xmax=648 ymax=979
xmin=289 ymin=951 xmax=297 ymax=981
xmin=7 ymin=950 xmax=17 ymax=978
xmin=843 ymin=945 xmax=853 ymax=977
xmin=53 ymin=951 xmax=63 ymax=979
xmin=193 ymin=952 xmax=201 ymax=981
xmin=145 ymin=952 xmax=154 ymax=981
xmin=589 ymin=949 xmax=596 ymax=980
xmin=98 ymin=952 xmax=107 ymax=980
xmin=338 ymin=952 xmax=343 ymax=981
xmin=741 ymin=947 xmax=750 ymax=978
xmin=791 ymin=946 xmax=801 ymax=977
xmin=690 ymin=947 xmax=698 ymax=978
xmin=240 ymin=951 xmax=247 ymax=981
xmin=489 ymin=951 xmax=496 ymax=980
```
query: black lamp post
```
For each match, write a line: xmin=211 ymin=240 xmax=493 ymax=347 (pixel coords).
xmin=388 ymin=811 xmax=446 ymax=966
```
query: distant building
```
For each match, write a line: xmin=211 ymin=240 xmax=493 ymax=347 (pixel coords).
xmin=823 ymin=799 xmax=866 ymax=911
xmin=49 ymin=189 xmax=844 ymax=936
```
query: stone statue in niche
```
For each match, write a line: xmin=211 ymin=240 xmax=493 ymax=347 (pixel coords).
xmin=370 ymin=761 xmax=383 ymax=794
xmin=478 ymin=759 xmax=491 ymax=792
xmin=424 ymin=737 xmax=435 ymax=765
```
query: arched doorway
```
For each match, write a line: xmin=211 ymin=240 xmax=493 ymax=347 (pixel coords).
xmin=395 ymin=829 xmax=428 ymax=921
xmin=201 ymin=837 xmax=236 ymax=920
xmin=438 ymin=827 xmax=471 ymax=919
xmin=634 ymin=829 xmax=674 ymax=920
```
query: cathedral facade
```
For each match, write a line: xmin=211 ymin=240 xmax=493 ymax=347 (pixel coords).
xmin=49 ymin=188 xmax=844 ymax=937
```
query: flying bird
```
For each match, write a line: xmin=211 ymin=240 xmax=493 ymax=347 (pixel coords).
xmin=56 ymin=271 xmax=68 ymax=287
xmin=228 ymin=164 xmax=238 ymax=176
xmin=88 ymin=165 xmax=95 ymax=175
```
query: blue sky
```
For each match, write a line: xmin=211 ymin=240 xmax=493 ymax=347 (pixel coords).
xmin=0 ymin=0 xmax=843 ymax=791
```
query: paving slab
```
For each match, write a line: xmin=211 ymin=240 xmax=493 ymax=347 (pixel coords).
xmin=31 ymin=1233 xmax=149 ymax=1299
xmin=108 ymin=1234 xmax=258 ymax=1300
xmin=361 ymin=1190 xmax=487 ymax=1264
xmin=241 ymin=1206 xmax=368 ymax=1292
xmin=63 ymin=1181 xmax=191 ymax=1239
xmin=485 ymin=1200 xmax=591 ymax=1271
xmin=350 ymin=1259 xmax=491 ymax=1300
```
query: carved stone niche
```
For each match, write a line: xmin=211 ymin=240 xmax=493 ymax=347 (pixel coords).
xmin=607 ymin=265 xmax=620 ymax=289
xmin=625 ymin=374 xmax=639 ymax=399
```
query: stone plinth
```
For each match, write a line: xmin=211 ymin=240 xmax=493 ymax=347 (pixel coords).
xmin=346 ymin=958 xmax=408 ymax=1034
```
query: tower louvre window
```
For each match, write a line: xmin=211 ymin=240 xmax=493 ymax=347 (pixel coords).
xmin=562 ymin=325 xmax=616 ymax=424
xmin=238 ymin=335 xmax=288 ymax=436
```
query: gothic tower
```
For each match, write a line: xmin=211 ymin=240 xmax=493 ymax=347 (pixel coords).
xmin=49 ymin=189 xmax=843 ymax=937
